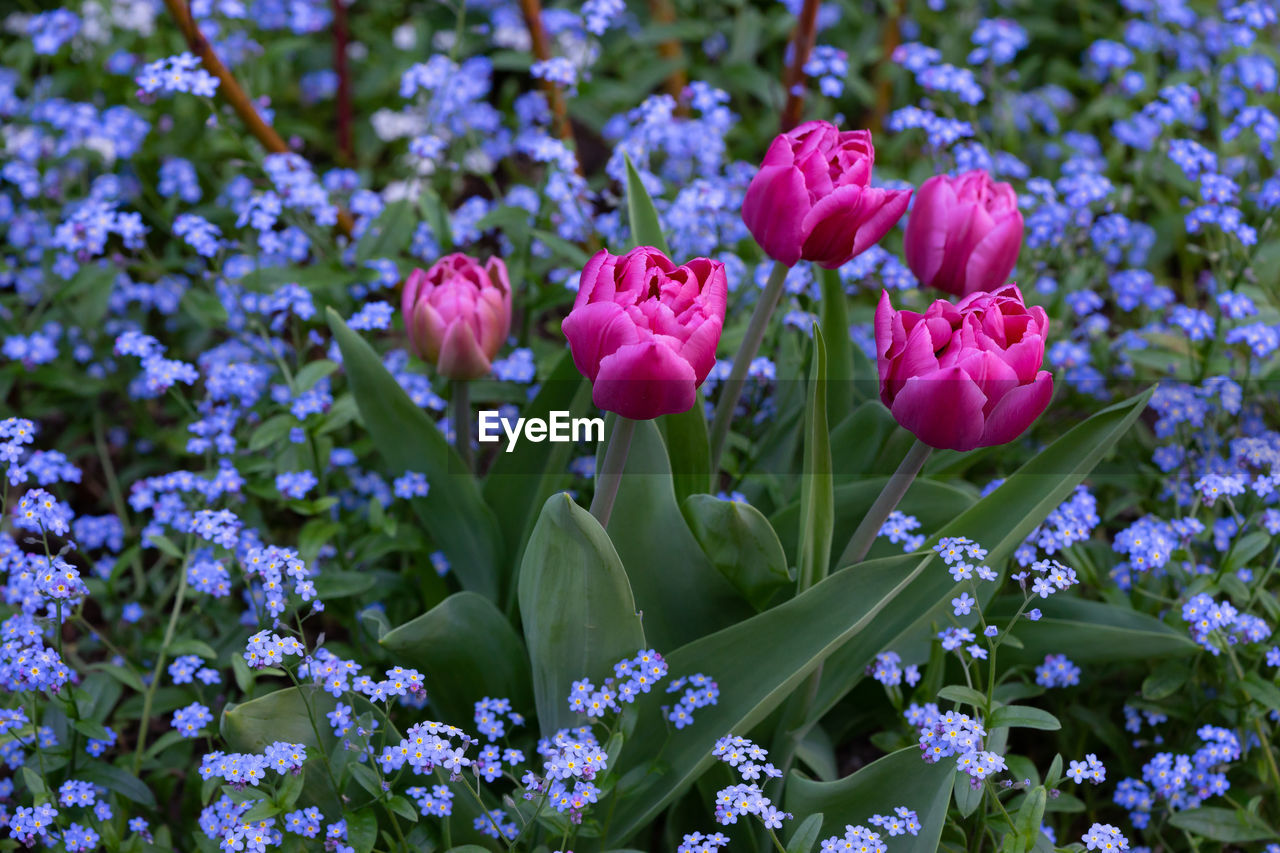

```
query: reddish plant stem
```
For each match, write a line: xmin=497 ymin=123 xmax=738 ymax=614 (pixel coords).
xmin=779 ymin=0 xmax=822 ymax=132
xmin=648 ymin=0 xmax=689 ymax=115
xmin=159 ymin=0 xmax=355 ymax=236
xmin=517 ymin=0 xmax=575 ymax=148
xmin=332 ymin=0 xmax=354 ymax=164
xmin=868 ymin=0 xmax=904 ymax=135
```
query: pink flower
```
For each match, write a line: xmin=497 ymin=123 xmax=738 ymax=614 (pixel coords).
xmin=562 ymin=246 xmax=727 ymax=420
xmin=903 ymin=170 xmax=1023 ymax=297
xmin=875 ymin=284 xmax=1052 ymax=451
xmin=401 ymin=253 xmax=512 ymax=380
xmin=742 ymin=121 xmax=912 ymax=268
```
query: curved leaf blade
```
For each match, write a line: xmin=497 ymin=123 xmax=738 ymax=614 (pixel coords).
xmin=380 ymin=592 xmax=532 ymax=727
xmin=327 ymin=309 xmax=503 ymax=600
xmin=784 ymin=748 xmax=954 ymax=853
xmin=518 ymin=493 xmax=646 ymax=736
xmin=623 ymin=152 xmax=670 ymax=254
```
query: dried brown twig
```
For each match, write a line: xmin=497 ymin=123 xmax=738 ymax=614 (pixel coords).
xmin=779 ymin=0 xmax=822 ymax=132
xmin=160 ymin=0 xmax=356 ymax=236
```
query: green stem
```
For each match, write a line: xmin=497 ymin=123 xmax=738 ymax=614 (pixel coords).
xmin=835 ymin=440 xmax=932 ymax=568
xmin=708 ymin=261 xmax=791 ymax=472
xmin=133 ymin=549 xmax=191 ymax=774
xmin=1225 ymin=645 xmax=1280 ymax=805
xmin=590 ymin=417 xmax=636 ymax=528
xmin=453 ymin=379 xmax=472 ymax=470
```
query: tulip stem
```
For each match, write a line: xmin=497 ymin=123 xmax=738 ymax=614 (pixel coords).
xmin=708 ymin=261 xmax=791 ymax=475
xmin=836 ymin=439 xmax=931 ymax=568
xmin=591 ymin=417 xmax=636 ymax=529
xmin=452 ymin=379 xmax=472 ymax=470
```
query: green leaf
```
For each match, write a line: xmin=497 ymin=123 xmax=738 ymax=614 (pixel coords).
xmin=419 ymin=188 xmax=453 ymax=254
xmin=984 ymin=597 xmax=1199 ymax=664
xmin=1142 ymin=660 xmax=1190 ymax=700
xmin=221 ymin=686 xmax=337 ymax=752
xmin=785 ymin=813 xmax=825 ymax=853
xmin=292 ymin=359 xmax=339 ymax=394
xmin=600 ymin=418 xmax=751 ymax=650
xmin=658 ymin=394 xmax=711 ymax=505
xmin=327 ymin=308 xmax=503 ymax=601
xmin=79 ymin=761 xmax=157 ymax=809
xmin=827 ymin=402 xmax=902 ymax=481
xmin=313 ymin=569 xmax=377 ymax=600
xmin=784 ymin=748 xmax=954 ymax=853
xmin=1241 ymin=673 xmax=1280 ymax=711
xmin=1011 ymin=786 xmax=1048 ymax=853
xmin=988 ymin=705 xmax=1061 ymax=731
xmin=380 ymin=592 xmax=532 ymax=727
xmin=346 ymin=808 xmax=379 ymax=853
xmin=518 ymin=494 xmax=645 ymax=736
xmin=482 ymin=348 xmax=587 ymax=565
xmin=681 ymin=494 xmax=791 ymax=610
xmin=605 ymin=551 xmax=927 ymax=844
xmin=605 ymin=389 xmax=1153 ymax=844
xmin=771 ymin=477 xmax=976 ymax=569
xmin=806 ymin=389 xmax=1155 ymax=716
xmin=818 ymin=268 xmax=853 ymax=424
xmin=937 ymin=685 xmax=989 ymax=709
xmin=147 ymin=533 xmax=185 ymax=560
xmin=355 ymin=199 xmax=415 ymax=262
xmin=1167 ymin=807 xmax=1278 ymax=843
xmin=796 ymin=325 xmax=834 ymax=592
xmin=623 ymin=152 xmax=669 ymax=253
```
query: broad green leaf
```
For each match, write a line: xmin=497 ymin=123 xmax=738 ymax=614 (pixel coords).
xmin=221 ymin=686 xmax=343 ymax=816
xmin=604 ymin=551 xmax=929 ymax=844
xmin=623 ymin=152 xmax=669 ymax=253
xmin=518 ymin=494 xmax=645 ymax=736
xmin=806 ymin=388 xmax=1154 ymax=719
xmin=681 ymin=494 xmax=791 ymax=610
xmin=828 ymin=401 xmax=900 ymax=483
xmin=818 ymin=268 xmax=853 ymax=424
xmin=1167 ymin=807 xmax=1277 ymax=843
xmin=355 ymin=199 xmax=415 ymax=262
xmin=347 ymin=808 xmax=379 ymax=853
xmin=785 ymin=813 xmax=825 ymax=853
xmin=327 ymin=308 xmax=503 ymax=600
xmin=1241 ymin=673 xmax=1280 ymax=711
xmin=796 ymin=325 xmax=833 ymax=592
xmin=600 ymin=418 xmax=751 ymax=650
xmin=988 ymin=705 xmax=1061 ymax=731
xmin=936 ymin=685 xmax=989 ymax=709
xmin=784 ymin=747 xmax=954 ymax=853
xmin=380 ymin=592 xmax=532 ymax=727
xmin=419 ymin=188 xmax=453 ymax=253
xmin=1010 ymin=786 xmax=1047 ymax=853
xmin=221 ymin=686 xmax=337 ymax=752
xmin=79 ymin=761 xmax=157 ymax=809
xmin=483 ymin=348 xmax=587 ymax=565
xmin=772 ymin=477 xmax=977 ymax=568
xmin=658 ymin=393 xmax=712 ymax=504
xmin=984 ymin=596 xmax=1199 ymax=664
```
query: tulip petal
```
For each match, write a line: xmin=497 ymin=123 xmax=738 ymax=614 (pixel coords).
xmin=561 ymin=301 xmax=642 ymax=383
xmin=742 ymin=164 xmax=809 ymax=267
xmin=799 ymin=184 xmax=868 ymax=269
xmin=849 ymin=187 xmax=913 ymax=260
xmin=592 ymin=341 xmax=697 ymax=420
xmin=436 ymin=319 xmax=493 ymax=380
xmin=889 ymin=366 xmax=987 ymax=451
xmin=979 ymin=370 xmax=1053 ymax=447
xmin=903 ymin=175 xmax=955 ymax=287
xmin=963 ymin=212 xmax=1023 ymax=295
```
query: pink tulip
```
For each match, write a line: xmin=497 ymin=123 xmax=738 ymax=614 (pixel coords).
xmin=903 ymin=170 xmax=1023 ymax=297
xmin=742 ymin=121 xmax=912 ymax=269
xmin=875 ymin=284 xmax=1053 ymax=451
xmin=562 ymin=246 xmax=727 ymax=420
xmin=401 ymin=253 xmax=512 ymax=380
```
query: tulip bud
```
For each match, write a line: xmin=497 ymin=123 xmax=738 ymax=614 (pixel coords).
xmin=401 ymin=253 xmax=512 ymax=380
xmin=562 ymin=246 xmax=727 ymax=420
xmin=903 ymin=170 xmax=1024 ymax=297
xmin=742 ymin=121 xmax=912 ymax=269
xmin=874 ymin=285 xmax=1052 ymax=451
